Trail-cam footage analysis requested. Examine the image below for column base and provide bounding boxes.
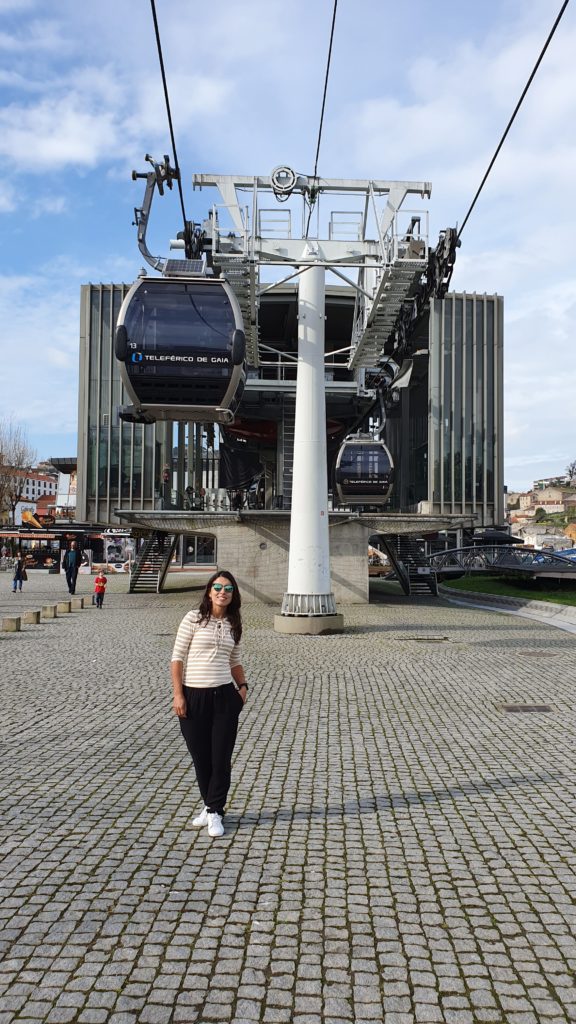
[281,592,337,615]
[274,613,345,635]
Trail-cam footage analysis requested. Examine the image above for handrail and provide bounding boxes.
[426,545,576,571]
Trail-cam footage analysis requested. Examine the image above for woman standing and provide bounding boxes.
[171,570,247,838]
[12,553,26,593]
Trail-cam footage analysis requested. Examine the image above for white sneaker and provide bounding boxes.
[207,812,224,838]
[192,807,209,827]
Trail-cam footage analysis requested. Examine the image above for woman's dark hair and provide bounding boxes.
[198,570,242,643]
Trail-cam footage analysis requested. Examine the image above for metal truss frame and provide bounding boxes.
[190,172,433,374]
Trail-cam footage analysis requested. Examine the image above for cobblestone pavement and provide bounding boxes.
[1,572,575,1024]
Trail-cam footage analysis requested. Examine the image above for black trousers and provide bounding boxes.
[179,684,242,815]
[65,568,78,594]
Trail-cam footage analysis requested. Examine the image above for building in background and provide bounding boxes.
[385,293,504,525]
[49,458,78,521]
[76,284,504,533]
[21,469,58,503]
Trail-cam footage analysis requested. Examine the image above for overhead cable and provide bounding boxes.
[149,0,189,235]
[458,0,571,238]
[312,0,338,180]
[305,0,338,237]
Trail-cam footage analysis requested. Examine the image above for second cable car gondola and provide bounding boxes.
[115,271,246,424]
[334,434,394,506]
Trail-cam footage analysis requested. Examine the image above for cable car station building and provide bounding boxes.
[76,168,503,613]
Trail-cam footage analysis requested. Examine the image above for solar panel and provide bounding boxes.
[163,259,205,277]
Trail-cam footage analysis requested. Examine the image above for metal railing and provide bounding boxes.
[427,545,576,574]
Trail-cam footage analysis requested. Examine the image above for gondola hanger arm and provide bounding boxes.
[130,154,178,272]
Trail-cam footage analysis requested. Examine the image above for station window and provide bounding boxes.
[183,535,216,565]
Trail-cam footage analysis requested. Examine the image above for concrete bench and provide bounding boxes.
[22,610,41,625]
[2,616,21,632]
[71,597,85,610]
[42,604,58,619]
[56,600,71,614]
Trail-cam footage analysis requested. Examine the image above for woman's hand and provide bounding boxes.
[172,691,187,717]
[171,661,186,717]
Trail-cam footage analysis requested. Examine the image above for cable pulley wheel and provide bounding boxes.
[271,166,297,196]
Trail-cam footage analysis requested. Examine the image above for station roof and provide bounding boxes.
[49,457,77,473]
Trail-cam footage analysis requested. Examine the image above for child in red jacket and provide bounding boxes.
[94,570,107,608]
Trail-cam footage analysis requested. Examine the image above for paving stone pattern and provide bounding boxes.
[1,572,576,1023]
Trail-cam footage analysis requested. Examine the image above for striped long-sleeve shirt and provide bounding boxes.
[171,611,242,688]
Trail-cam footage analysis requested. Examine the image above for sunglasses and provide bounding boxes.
[212,583,234,593]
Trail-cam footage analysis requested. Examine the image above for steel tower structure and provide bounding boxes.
[189,170,433,632]
[129,161,455,632]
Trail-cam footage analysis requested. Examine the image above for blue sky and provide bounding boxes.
[1,0,575,491]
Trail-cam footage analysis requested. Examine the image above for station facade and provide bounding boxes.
[77,282,503,532]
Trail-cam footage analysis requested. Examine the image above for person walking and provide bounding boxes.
[12,553,26,593]
[94,570,107,608]
[171,570,247,838]
[63,541,80,595]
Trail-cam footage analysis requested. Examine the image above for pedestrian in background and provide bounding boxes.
[63,541,80,595]
[94,570,107,608]
[12,553,26,593]
[170,570,248,839]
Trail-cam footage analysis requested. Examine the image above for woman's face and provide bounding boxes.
[209,575,235,612]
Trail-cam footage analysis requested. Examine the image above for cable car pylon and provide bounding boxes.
[274,252,344,633]
[116,162,457,633]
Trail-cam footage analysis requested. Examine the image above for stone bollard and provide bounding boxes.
[42,604,58,619]
[71,597,84,610]
[56,600,71,614]
[22,610,41,625]
[2,616,21,632]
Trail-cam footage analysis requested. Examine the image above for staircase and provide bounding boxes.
[397,536,438,596]
[378,536,438,597]
[213,254,259,365]
[129,535,177,594]
[348,256,427,370]
[378,537,410,596]
[281,399,295,509]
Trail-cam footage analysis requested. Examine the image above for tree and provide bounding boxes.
[566,459,576,485]
[533,506,548,522]
[0,418,37,526]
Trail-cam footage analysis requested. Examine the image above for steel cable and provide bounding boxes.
[149,0,189,234]
[305,0,338,237]
[458,0,571,238]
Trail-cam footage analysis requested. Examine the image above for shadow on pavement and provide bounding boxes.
[226,769,566,829]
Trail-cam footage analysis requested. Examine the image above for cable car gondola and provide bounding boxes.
[334,434,394,506]
[115,271,246,424]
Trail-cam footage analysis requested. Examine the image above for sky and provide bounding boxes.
[0,0,575,491]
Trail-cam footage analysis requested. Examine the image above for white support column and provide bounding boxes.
[275,257,344,633]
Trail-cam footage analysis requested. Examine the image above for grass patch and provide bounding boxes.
[442,574,576,606]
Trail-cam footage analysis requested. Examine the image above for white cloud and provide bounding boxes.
[0,68,42,90]
[0,0,37,10]
[31,195,67,217]
[338,15,576,219]
[45,347,73,369]
[0,95,119,169]
[0,271,79,433]
[131,73,234,133]
[0,182,17,212]
[0,18,69,52]
[0,65,235,173]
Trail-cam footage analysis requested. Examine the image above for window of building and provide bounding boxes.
[183,535,216,565]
